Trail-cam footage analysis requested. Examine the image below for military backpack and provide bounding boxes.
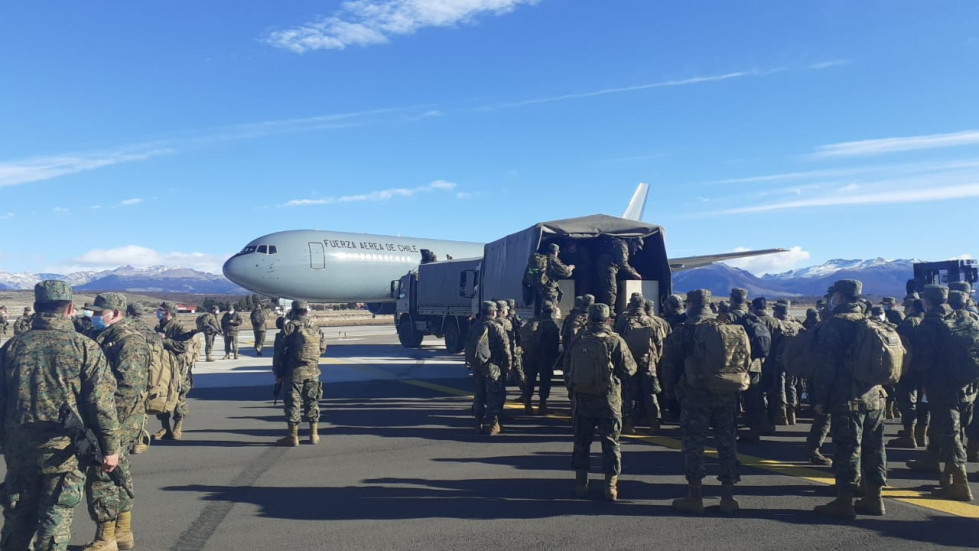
[143,332,185,415]
[464,323,492,369]
[684,320,752,394]
[519,319,541,362]
[738,314,772,361]
[621,315,654,363]
[939,311,979,384]
[783,326,818,378]
[849,318,905,386]
[290,320,326,365]
[250,308,266,326]
[523,253,549,290]
[567,332,614,395]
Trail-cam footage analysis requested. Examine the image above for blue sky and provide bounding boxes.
[1,1,977,276]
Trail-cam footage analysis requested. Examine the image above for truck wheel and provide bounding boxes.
[398,316,423,348]
[444,321,463,353]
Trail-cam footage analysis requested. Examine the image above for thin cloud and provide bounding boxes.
[0,148,175,187]
[52,207,70,214]
[66,245,228,274]
[283,180,457,206]
[724,246,812,276]
[809,59,850,70]
[120,198,143,206]
[811,130,979,159]
[720,183,979,215]
[702,159,979,186]
[264,0,541,53]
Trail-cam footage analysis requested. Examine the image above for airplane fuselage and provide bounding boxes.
[222,230,485,302]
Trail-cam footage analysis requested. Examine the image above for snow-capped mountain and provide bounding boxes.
[0,266,246,294]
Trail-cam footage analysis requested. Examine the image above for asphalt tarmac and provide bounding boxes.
[4,326,978,550]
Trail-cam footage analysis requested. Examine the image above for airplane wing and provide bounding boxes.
[622,182,649,221]
[669,248,787,271]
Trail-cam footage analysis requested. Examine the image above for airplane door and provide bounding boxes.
[309,242,326,269]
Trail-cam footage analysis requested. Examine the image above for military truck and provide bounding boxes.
[909,259,978,294]
[391,257,481,352]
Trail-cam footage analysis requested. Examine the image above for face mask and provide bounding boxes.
[156,310,164,320]
[92,315,107,331]
[82,309,93,319]
[229,309,235,314]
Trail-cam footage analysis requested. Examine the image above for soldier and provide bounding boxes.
[273,300,327,446]
[881,297,905,325]
[737,297,776,444]
[594,237,640,314]
[14,306,33,336]
[495,299,526,409]
[567,303,637,501]
[0,281,120,550]
[803,308,820,330]
[662,294,686,330]
[466,301,511,435]
[561,294,594,352]
[152,301,197,441]
[773,301,805,425]
[520,300,561,415]
[907,286,976,501]
[660,289,742,515]
[250,304,267,356]
[542,244,574,305]
[75,306,96,336]
[197,306,222,362]
[948,282,977,314]
[0,305,7,337]
[719,288,749,323]
[84,293,150,550]
[889,298,927,449]
[812,279,888,518]
[614,292,668,434]
[221,306,243,360]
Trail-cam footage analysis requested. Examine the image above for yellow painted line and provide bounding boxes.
[402,379,473,397]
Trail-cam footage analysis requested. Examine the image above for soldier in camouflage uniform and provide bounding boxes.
[773,301,805,425]
[661,289,742,515]
[14,306,33,336]
[0,281,120,551]
[496,299,525,395]
[594,238,640,314]
[542,244,574,306]
[220,306,243,360]
[614,293,666,434]
[197,307,222,362]
[811,279,888,518]
[881,297,905,325]
[561,294,593,353]
[950,284,979,462]
[520,300,561,415]
[889,298,927,449]
[468,301,511,435]
[718,288,749,323]
[250,305,267,356]
[802,308,819,330]
[273,301,327,446]
[567,303,637,501]
[153,301,197,441]
[906,286,976,501]
[0,305,7,337]
[83,293,150,550]
[662,294,687,330]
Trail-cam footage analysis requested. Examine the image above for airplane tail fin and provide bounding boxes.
[622,183,649,221]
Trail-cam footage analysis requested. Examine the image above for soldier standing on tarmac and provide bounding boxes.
[273,300,327,447]
[466,301,511,436]
[221,306,243,360]
[153,301,197,441]
[251,304,267,356]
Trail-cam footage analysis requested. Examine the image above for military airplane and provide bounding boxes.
[222,183,784,313]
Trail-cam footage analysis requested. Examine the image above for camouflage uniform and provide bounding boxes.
[155,303,197,433]
[88,295,149,532]
[542,245,573,305]
[772,302,805,420]
[221,310,243,359]
[470,304,511,433]
[811,284,887,503]
[594,238,640,314]
[495,300,525,390]
[521,303,561,411]
[273,308,326,426]
[567,308,637,479]
[0,309,7,337]
[893,307,927,446]
[0,281,120,551]
[250,306,267,356]
[614,298,667,430]
[198,310,222,361]
[13,310,32,336]
[561,295,593,353]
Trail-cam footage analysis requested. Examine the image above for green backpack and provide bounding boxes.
[849,318,904,386]
[464,324,492,369]
[291,320,326,364]
[519,319,541,362]
[568,333,613,395]
[684,320,751,394]
[143,332,184,415]
[940,311,979,384]
[523,253,549,289]
[621,316,654,363]
[783,326,818,378]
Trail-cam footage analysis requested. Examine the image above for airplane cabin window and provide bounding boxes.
[258,245,268,254]
[239,246,257,255]
[268,246,277,254]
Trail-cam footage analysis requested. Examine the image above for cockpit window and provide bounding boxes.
[257,245,268,254]
[240,246,257,254]
[268,245,277,254]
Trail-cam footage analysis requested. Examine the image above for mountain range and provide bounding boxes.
[0,266,246,295]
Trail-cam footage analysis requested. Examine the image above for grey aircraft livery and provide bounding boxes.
[222,183,783,311]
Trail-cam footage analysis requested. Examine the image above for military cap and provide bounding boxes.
[90,293,128,312]
[904,292,919,302]
[35,280,72,303]
[506,298,516,309]
[127,302,143,316]
[881,297,898,306]
[496,300,509,312]
[751,297,768,311]
[160,301,180,314]
[664,294,683,309]
[546,243,560,254]
[776,299,791,307]
[949,290,969,310]
[629,292,644,306]
[949,281,973,294]
[588,303,610,321]
[480,301,497,314]
[687,289,711,306]
[806,308,818,316]
[922,284,948,304]
[541,300,557,313]
[831,279,862,298]
[644,299,656,312]
[23,306,31,313]
[730,288,748,302]
[291,299,309,311]
[870,306,884,317]
[582,294,595,307]
[815,299,826,308]
[773,302,788,313]
[574,296,584,309]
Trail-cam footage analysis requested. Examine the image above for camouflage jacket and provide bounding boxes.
[221,312,244,335]
[13,315,32,336]
[810,302,887,411]
[95,317,150,444]
[545,254,573,286]
[250,307,267,328]
[660,309,739,408]
[494,317,520,357]
[910,304,969,388]
[533,315,561,369]
[274,315,326,380]
[475,318,511,376]
[885,309,905,325]
[0,313,120,469]
[561,311,589,352]
[566,322,637,406]
[199,312,221,336]
[157,316,197,356]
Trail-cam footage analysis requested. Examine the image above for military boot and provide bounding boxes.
[573,470,589,498]
[131,430,150,455]
[170,420,183,440]
[115,511,135,550]
[152,420,171,441]
[222,354,230,360]
[604,474,619,501]
[774,406,789,426]
[308,422,320,445]
[538,400,549,416]
[853,483,885,516]
[887,433,918,448]
[276,423,299,447]
[82,521,118,551]
[809,449,832,466]
[672,481,704,515]
[906,454,941,473]
[523,395,533,414]
[967,439,979,463]
[488,420,502,436]
[935,465,974,502]
[719,481,740,514]
[813,490,856,520]
[786,405,797,425]
[914,423,929,448]
[205,355,215,362]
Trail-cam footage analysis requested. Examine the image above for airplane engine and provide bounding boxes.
[366,302,396,316]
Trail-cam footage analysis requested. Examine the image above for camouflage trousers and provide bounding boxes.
[772,368,798,408]
[204,332,217,357]
[284,376,323,424]
[807,411,831,451]
[522,356,555,402]
[223,332,239,356]
[680,404,740,484]
[1,461,85,551]
[927,385,975,467]
[571,394,623,476]
[157,367,193,424]
[253,327,266,353]
[596,270,617,315]
[621,368,661,423]
[829,405,886,492]
[472,364,505,426]
[86,449,133,522]
[896,372,930,433]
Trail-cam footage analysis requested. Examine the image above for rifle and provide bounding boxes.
[273,380,283,406]
[58,405,134,499]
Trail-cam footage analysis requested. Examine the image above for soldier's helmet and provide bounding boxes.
[546,243,560,254]
[949,281,973,294]
[291,300,309,312]
[481,301,497,315]
[582,294,595,307]
[687,289,711,306]
[35,280,72,303]
[922,284,948,305]
[588,303,610,322]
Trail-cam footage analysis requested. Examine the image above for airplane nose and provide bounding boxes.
[222,256,248,287]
